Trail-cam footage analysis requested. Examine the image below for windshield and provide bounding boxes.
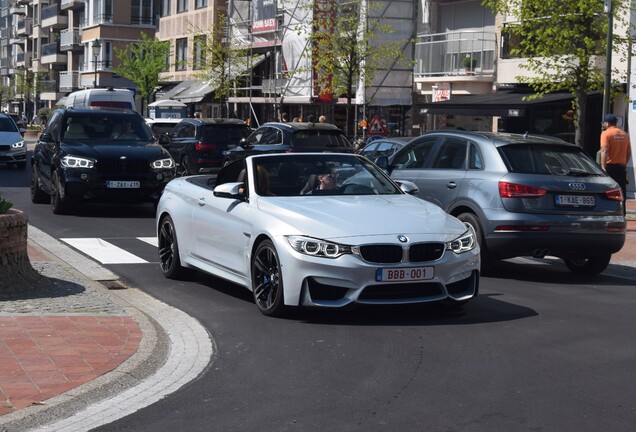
[62,113,153,142]
[202,124,251,143]
[0,117,19,133]
[498,144,604,176]
[291,130,353,148]
[252,154,401,196]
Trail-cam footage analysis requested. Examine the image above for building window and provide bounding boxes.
[195,0,207,8]
[161,0,171,17]
[176,38,188,71]
[131,0,153,25]
[177,0,188,13]
[93,0,113,24]
[193,35,206,70]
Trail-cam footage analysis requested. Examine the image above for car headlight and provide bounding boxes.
[60,155,95,169]
[11,141,25,149]
[151,158,175,169]
[286,235,352,258]
[446,230,476,254]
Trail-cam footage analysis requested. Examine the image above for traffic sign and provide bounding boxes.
[367,115,388,135]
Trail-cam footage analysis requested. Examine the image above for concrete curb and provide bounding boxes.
[0,226,214,431]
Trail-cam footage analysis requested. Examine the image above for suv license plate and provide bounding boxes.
[555,195,595,207]
[107,181,140,189]
[376,267,434,282]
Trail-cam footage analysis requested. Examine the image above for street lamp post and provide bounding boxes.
[92,39,101,88]
[602,0,613,120]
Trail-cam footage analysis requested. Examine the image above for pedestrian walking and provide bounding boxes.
[600,114,631,214]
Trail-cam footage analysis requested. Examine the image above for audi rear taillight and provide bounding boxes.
[499,181,547,198]
[195,142,219,152]
[605,188,623,201]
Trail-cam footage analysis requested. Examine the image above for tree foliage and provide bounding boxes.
[189,14,253,116]
[113,33,172,114]
[482,0,634,148]
[297,0,412,135]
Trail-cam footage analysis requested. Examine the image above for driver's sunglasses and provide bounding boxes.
[323,173,337,179]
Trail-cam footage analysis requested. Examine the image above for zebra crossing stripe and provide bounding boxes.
[61,238,149,264]
[138,237,158,247]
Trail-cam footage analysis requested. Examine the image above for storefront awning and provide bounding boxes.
[419,91,574,117]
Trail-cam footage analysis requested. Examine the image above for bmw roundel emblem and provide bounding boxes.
[398,235,408,243]
[120,156,127,160]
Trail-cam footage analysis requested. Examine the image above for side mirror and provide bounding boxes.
[213,182,246,200]
[374,155,389,171]
[158,133,170,146]
[396,180,419,195]
[39,132,54,143]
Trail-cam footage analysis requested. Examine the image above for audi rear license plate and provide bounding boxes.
[555,195,595,207]
[106,180,140,189]
[376,266,434,282]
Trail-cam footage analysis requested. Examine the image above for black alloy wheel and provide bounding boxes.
[158,215,187,279]
[251,239,286,317]
[50,170,71,214]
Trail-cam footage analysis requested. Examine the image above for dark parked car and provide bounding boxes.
[163,118,251,175]
[30,107,176,214]
[223,122,354,163]
[376,131,626,275]
[357,137,411,160]
[0,113,27,169]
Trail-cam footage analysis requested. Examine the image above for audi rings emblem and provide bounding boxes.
[568,183,586,191]
[397,235,408,243]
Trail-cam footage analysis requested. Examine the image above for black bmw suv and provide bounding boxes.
[31,107,176,214]
[163,118,252,175]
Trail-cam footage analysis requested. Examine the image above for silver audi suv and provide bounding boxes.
[376,131,626,275]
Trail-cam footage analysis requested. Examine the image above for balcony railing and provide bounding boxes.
[60,27,81,50]
[41,3,60,20]
[17,17,32,35]
[60,71,79,90]
[61,0,85,10]
[40,80,58,93]
[42,41,60,57]
[414,31,497,78]
[130,15,156,25]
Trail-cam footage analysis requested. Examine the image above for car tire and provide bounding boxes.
[158,215,189,279]
[456,212,495,273]
[50,170,72,214]
[563,254,611,275]
[251,239,287,317]
[30,164,49,204]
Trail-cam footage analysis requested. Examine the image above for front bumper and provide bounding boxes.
[274,237,480,308]
[60,167,176,203]
[0,146,27,164]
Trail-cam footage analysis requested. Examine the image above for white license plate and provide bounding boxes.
[555,195,595,207]
[376,266,434,282]
[106,180,140,189]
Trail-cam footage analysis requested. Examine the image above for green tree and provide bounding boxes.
[15,69,42,121]
[297,0,412,136]
[189,15,252,117]
[113,33,172,115]
[482,0,634,149]
[0,82,14,109]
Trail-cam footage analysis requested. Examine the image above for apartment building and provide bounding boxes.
[0,0,156,118]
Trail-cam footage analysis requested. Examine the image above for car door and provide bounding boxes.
[168,121,195,165]
[418,137,469,210]
[389,136,438,191]
[33,111,63,190]
[192,161,253,282]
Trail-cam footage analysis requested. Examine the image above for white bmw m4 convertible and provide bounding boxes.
[156,153,480,317]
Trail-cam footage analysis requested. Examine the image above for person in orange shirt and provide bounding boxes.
[600,114,632,214]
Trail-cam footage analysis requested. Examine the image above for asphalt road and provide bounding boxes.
[2,161,636,432]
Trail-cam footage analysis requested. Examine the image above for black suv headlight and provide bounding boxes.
[446,230,476,254]
[151,158,175,169]
[60,155,95,169]
[11,141,25,149]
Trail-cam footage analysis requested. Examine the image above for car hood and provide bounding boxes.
[61,141,169,159]
[0,131,23,144]
[257,195,467,240]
